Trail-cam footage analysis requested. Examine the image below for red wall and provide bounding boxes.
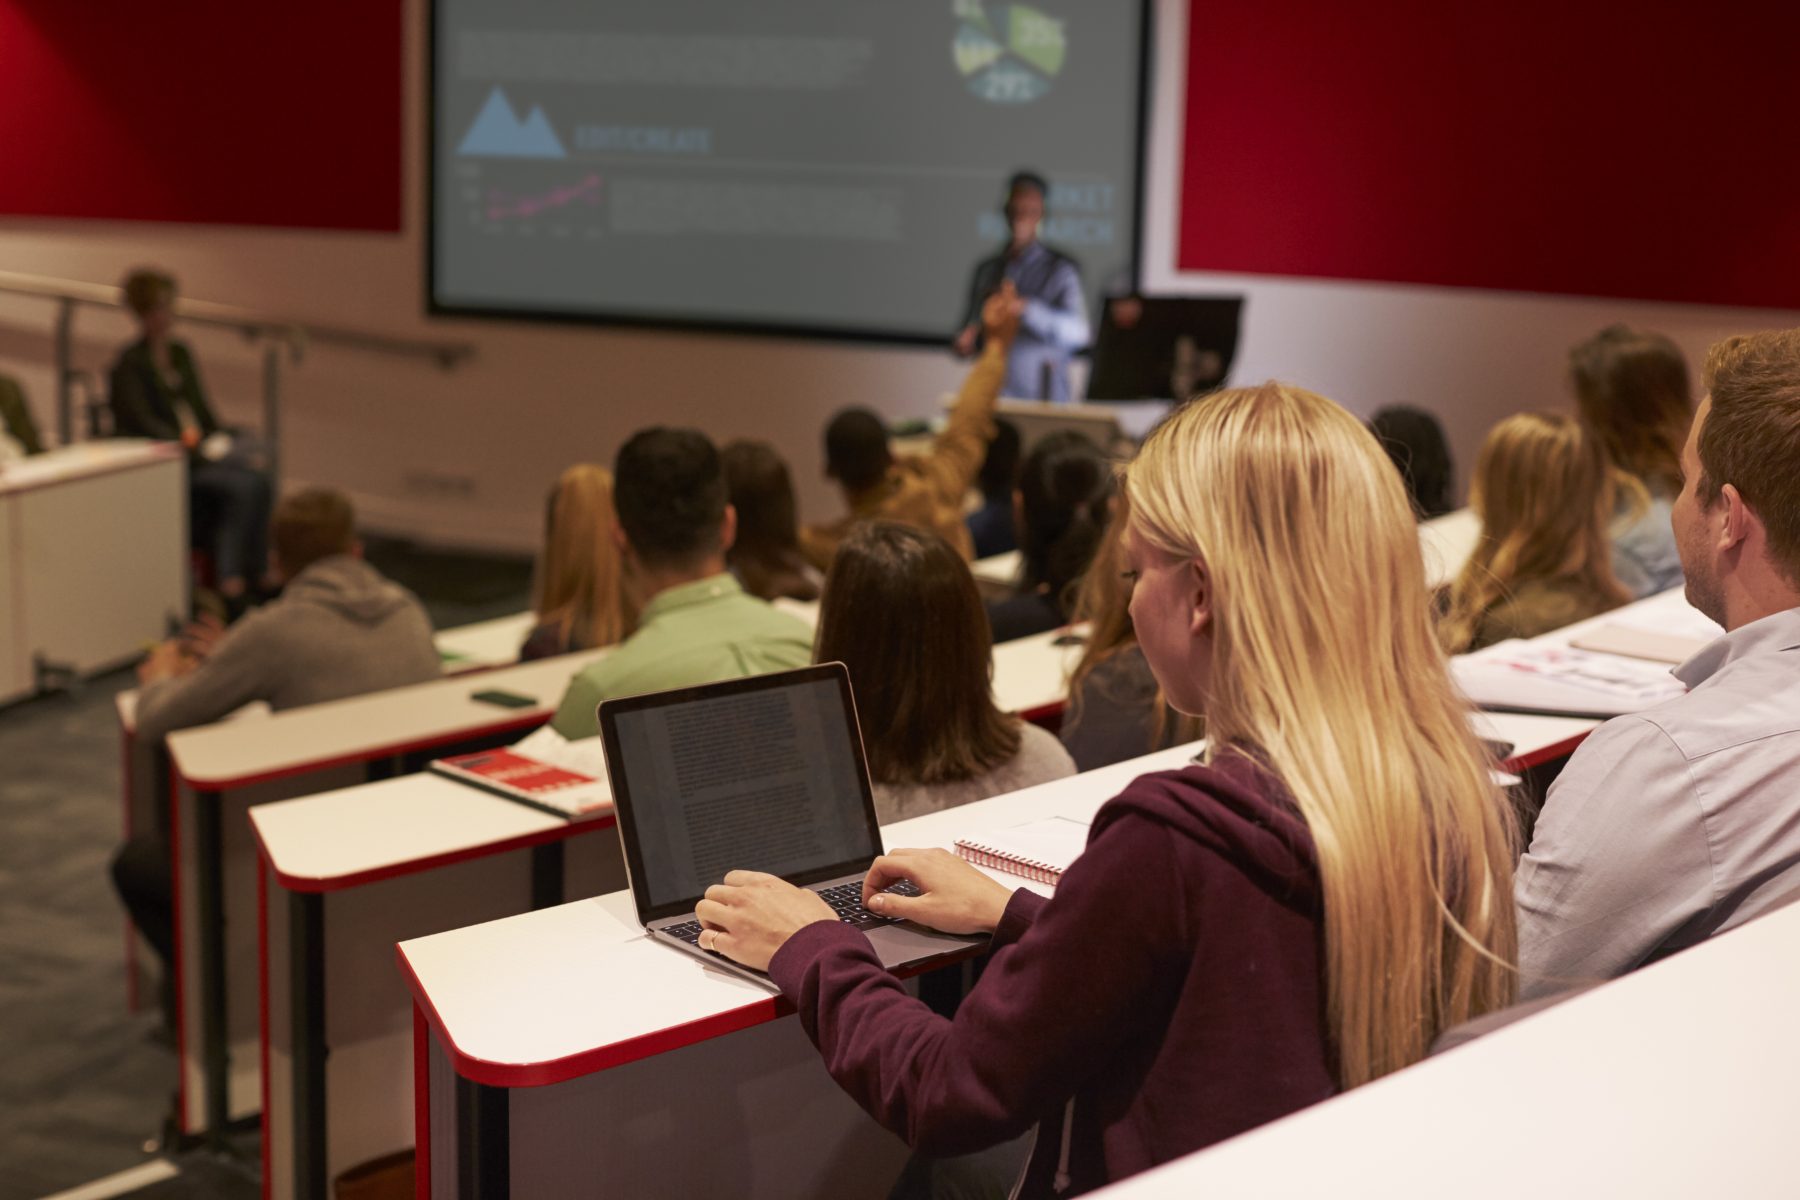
[1179,0,1800,310]
[0,0,402,231]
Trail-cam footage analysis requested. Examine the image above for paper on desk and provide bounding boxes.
[512,724,612,783]
[1478,643,1687,703]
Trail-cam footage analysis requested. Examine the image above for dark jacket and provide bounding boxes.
[109,338,219,442]
[769,752,1335,1197]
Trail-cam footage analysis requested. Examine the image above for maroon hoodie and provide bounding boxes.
[768,751,1336,1196]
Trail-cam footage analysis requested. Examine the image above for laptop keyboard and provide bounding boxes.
[662,879,923,946]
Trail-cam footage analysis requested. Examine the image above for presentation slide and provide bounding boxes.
[431,1,1146,342]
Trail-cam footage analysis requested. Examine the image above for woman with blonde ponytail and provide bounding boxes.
[695,383,1519,1196]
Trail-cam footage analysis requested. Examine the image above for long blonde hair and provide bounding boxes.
[533,465,631,651]
[1124,382,1518,1088]
[1440,413,1629,653]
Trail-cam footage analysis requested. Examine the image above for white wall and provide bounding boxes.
[0,0,1793,553]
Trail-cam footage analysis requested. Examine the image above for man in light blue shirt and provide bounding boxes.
[954,172,1089,402]
[1517,327,1800,998]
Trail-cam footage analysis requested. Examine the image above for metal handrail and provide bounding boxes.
[0,268,475,487]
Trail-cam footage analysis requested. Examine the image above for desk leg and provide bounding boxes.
[290,891,326,1199]
[529,843,564,910]
[454,1077,509,1199]
[195,788,231,1142]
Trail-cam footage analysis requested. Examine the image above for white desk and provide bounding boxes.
[399,714,1588,1198]
[163,647,607,1140]
[1089,887,1800,1199]
[0,439,185,704]
[1452,587,1719,717]
[992,623,1090,722]
[252,773,625,1200]
[433,611,535,673]
[1417,506,1481,590]
[971,549,1022,589]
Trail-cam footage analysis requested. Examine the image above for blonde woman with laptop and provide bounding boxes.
[696,383,1520,1197]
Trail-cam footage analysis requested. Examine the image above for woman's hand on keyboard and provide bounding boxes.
[695,872,837,972]
[862,848,1013,935]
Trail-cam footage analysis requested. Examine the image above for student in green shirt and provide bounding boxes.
[549,428,814,739]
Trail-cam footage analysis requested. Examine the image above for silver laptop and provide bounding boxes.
[598,663,986,989]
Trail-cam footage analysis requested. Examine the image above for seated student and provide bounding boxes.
[109,267,273,611]
[1518,329,1800,999]
[1569,325,1693,597]
[966,418,1023,559]
[521,464,633,661]
[986,430,1113,643]
[114,489,440,979]
[1439,413,1630,653]
[694,382,1519,1197]
[549,428,813,739]
[1368,404,1455,519]
[815,521,1074,823]
[722,439,822,604]
[801,284,1023,570]
[1058,506,1203,772]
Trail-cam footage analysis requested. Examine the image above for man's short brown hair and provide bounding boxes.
[272,489,356,576]
[1700,328,1800,581]
[121,268,176,318]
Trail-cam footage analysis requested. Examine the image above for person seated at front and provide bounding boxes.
[986,430,1114,643]
[693,382,1520,1197]
[1569,325,1694,597]
[722,439,822,604]
[1058,505,1203,772]
[1517,328,1800,999]
[549,428,813,740]
[801,285,1022,571]
[109,267,273,610]
[114,489,440,983]
[1438,412,1630,652]
[1368,404,1455,519]
[815,521,1074,823]
[521,464,633,661]
[965,418,1022,559]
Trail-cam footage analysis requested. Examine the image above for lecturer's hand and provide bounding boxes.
[982,281,1024,346]
[952,323,979,357]
[695,871,837,972]
[861,848,1013,935]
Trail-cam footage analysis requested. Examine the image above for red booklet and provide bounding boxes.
[429,748,612,821]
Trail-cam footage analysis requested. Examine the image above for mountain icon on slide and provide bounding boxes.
[457,87,567,159]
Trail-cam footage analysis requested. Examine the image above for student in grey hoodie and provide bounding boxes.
[115,489,440,979]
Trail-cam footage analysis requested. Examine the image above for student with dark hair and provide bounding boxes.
[1519,327,1800,997]
[549,428,813,739]
[722,439,821,603]
[1368,405,1454,519]
[1569,325,1693,596]
[803,286,1022,570]
[113,489,439,991]
[813,521,1073,823]
[986,431,1114,642]
[953,171,1090,402]
[109,267,273,608]
[966,418,1022,559]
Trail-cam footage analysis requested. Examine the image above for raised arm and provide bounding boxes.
[919,285,1022,509]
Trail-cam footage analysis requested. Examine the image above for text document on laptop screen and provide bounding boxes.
[430,0,1146,341]
[611,677,877,910]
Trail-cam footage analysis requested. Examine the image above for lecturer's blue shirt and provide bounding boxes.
[962,240,1089,402]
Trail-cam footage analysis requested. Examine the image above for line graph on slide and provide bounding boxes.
[485,173,603,222]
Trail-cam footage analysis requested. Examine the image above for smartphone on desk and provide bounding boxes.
[471,688,537,709]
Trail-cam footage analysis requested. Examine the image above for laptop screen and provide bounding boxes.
[600,665,883,920]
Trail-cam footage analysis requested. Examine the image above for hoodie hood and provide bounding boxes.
[1093,748,1321,915]
[280,555,419,625]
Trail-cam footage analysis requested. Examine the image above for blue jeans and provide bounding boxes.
[190,458,271,585]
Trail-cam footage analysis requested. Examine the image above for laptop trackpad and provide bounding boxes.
[868,923,984,969]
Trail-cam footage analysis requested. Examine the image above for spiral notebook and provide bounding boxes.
[954,816,1091,885]
[429,746,612,821]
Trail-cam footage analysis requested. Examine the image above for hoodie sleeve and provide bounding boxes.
[767,809,1186,1156]
[135,617,281,743]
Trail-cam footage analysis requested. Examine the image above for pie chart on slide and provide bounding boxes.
[953,2,1067,104]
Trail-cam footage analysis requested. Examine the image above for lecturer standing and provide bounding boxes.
[953,171,1089,403]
